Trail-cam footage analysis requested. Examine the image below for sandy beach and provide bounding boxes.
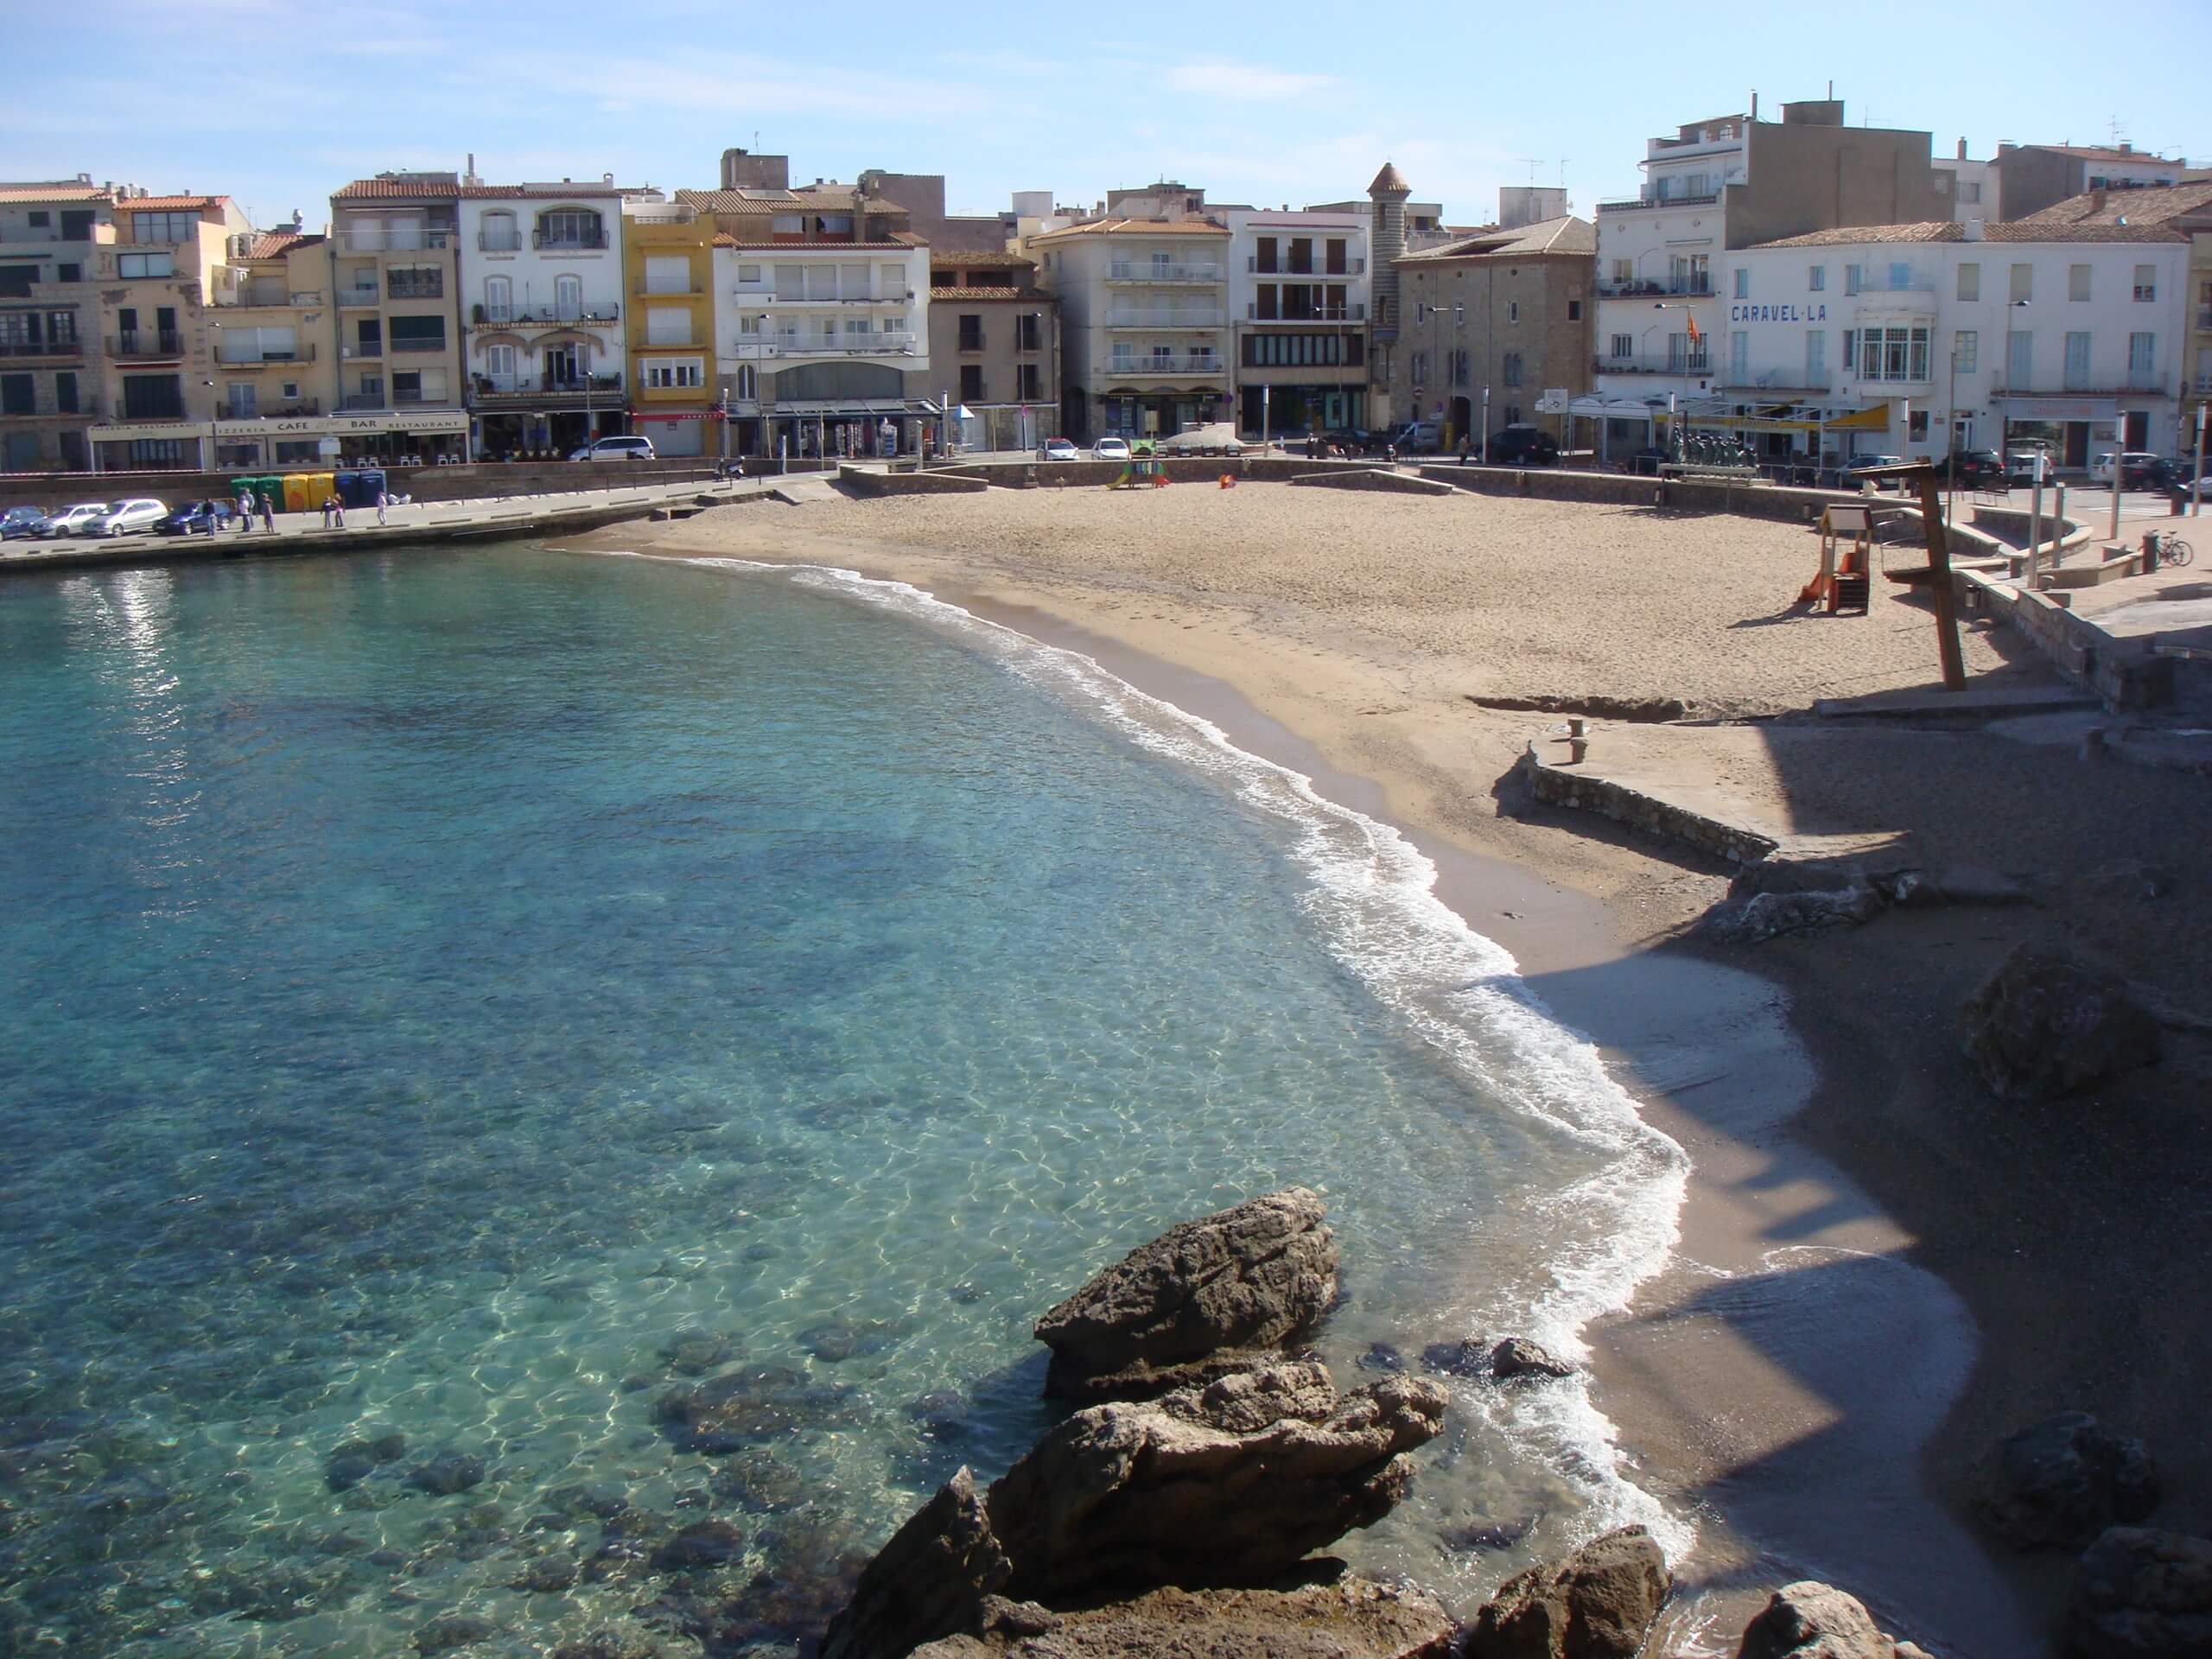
[585,482,2212,1656]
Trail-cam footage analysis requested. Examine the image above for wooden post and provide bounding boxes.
[1912,467,1967,691]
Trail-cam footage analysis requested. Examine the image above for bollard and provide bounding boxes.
[1567,737,1590,765]
[1567,716,1587,738]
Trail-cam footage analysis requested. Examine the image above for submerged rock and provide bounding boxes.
[415,1612,498,1654]
[1489,1337,1576,1381]
[326,1431,407,1492]
[512,1553,581,1592]
[799,1319,895,1364]
[1419,1339,1487,1378]
[652,1519,747,1572]
[1980,1411,2159,1550]
[405,1452,488,1497]
[1464,1525,1669,1658]
[1032,1187,1338,1402]
[2066,1525,2212,1658]
[1356,1343,1405,1374]
[710,1447,809,1514]
[1961,944,2162,1099]
[653,1365,809,1451]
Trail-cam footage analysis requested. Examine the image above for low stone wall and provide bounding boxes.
[1516,743,1779,866]
[1287,467,1455,496]
[939,455,1374,489]
[836,465,986,498]
[1954,569,2172,709]
[1416,461,1866,524]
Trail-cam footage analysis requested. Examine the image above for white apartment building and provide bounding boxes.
[1219,206,1369,437]
[1707,222,2190,467]
[457,180,632,457]
[1029,218,1231,442]
[710,234,932,459]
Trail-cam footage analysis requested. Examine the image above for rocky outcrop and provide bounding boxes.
[987,1363,1446,1601]
[819,1468,1011,1659]
[1979,1412,2159,1550]
[1961,944,2163,1099]
[1489,1338,1577,1381]
[2065,1526,2212,1658]
[1462,1525,1669,1658]
[910,1576,1457,1657]
[1033,1188,1338,1402]
[1734,1582,1894,1659]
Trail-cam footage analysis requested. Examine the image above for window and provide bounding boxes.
[0,373,31,415]
[643,358,703,389]
[1908,409,1929,442]
[356,319,382,358]
[737,264,762,285]
[957,314,982,352]
[644,255,691,296]
[480,212,518,251]
[1959,181,1982,204]
[131,210,199,245]
[772,213,804,236]
[482,276,511,324]
[1729,330,1748,381]
[125,439,186,467]
[1610,333,1632,359]
[1957,263,1980,302]
[26,211,47,227]
[1410,350,1427,385]
[280,381,299,400]
[2133,264,2158,302]
[1502,351,1522,387]
[54,371,76,413]
[839,262,868,299]
[2006,329,2032,387]
[390,315,445,353]
[2064,331,2091,389]
[388,266,442,300]
[57,263,80,283]
[1888,262,1911,290]
[47,310,76,346]
[959,364,984,401]
[60,210,91,240]
[120,372,183,418]
[734,365,757,400]
[535,208,604,250]
[274,440,320,463]
[356,373,385,401]
[554,274,582,322]
[117,251,174,278]
[645,307,690,346]
[1611,257,1631,285]
[1807,330,1826,383]
[2009,263,2032,303]
[1454,302,1465,326]
[1845,264,1863,296]
[1015,314,1041,352]
[1843,330,1856,371]
[1809,264,1826,292]
[1506,300,1518,324]
[2069,264,2091,302]
[2129,332,2156,382]
[1733,268,1749,299]
[1503,405,1521,426]
[1567,299,1581,321]
[1955,330,1978,373]
[1018,363,1042,399]
[226,380,255,417]
[1854,325,1933,384]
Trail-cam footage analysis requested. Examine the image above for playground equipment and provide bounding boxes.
[1801,504,1874,613]
[1798,461,1967,690]
[1107,454,1168,489]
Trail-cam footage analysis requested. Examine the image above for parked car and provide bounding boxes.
[568,435,656,462]
[1091,436,1132,461]
[2090,450,2162,488]
[1485,424,1560,467]
[47,502,115,537]
[1156,423,1243,458]
[0,505,52,540]
[2150,455,2212,493]
[1935,448,2005,486]
[1625,447,1670,475]
[2004,448,2052,488]
[155,499,235,536]
[1383,421,1440,454]
[1839,455,1907,491]
[1039,437,1079,461]
[93,499,168,537]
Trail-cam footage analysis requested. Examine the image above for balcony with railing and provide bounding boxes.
[1106,353,1224,378]
[340,283,381,308]
[730,331,918,359]
[1106,262,1223,284]
[1595,352,1713,376]
[0,336,86,359]
[339,392,387,411]
[1597,276,1713,298]
[1107,307,1225,328]
[1243,302,1366,321]
[2196,308,2212,331]
[214,287,325,309]
[468,371,624,404]
[338,229,452,251]
[1248,256,1365,276]
[478,229,523,252]
[472,302,620,328]
[217,344,317,365]
[387,274,444,301]
[1720,367,1831,391]
[533,230,609,251]
[1596,193,1720,213]
[348,340,382,359]
[228,399,321,419]
[639,281,709,297]
[389,334,448,354]
[106,331,184,359]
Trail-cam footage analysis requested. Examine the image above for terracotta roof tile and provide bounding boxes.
[2018,179,2212,226]
[1398,215,1594,261]
[1027,218,1228,243]
[124,194,228,212]
[928,287,1049,301]
[245,230,322,258]
[1749,219,2188,249]
[0,181,110,203]
[1749,222,1962,248]
[2023,143,2186,165]
[334,177,461,200]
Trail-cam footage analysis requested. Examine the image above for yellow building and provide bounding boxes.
[620,200,716,456]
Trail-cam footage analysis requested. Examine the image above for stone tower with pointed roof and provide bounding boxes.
[1368,162,1412,424]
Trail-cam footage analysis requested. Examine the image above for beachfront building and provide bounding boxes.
[0,177,114,472]
[458,178,634,459]
[1707,221,2190,469]
[1029,210,1231,443]
[85,193,247,472]
[1588,99,1951,450]
[1384,213,1594,453]
[328,174,469,463]
[621,199,716,458]
[1221,205,1368,441]
[205,224,340,469]
[927,233,1058,452]
[693,178,933,460]
[1994,143,2190,224]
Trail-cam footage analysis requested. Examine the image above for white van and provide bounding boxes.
[569,435,656,462]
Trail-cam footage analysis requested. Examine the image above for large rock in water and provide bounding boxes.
[1033,1188,1337,1402]
[1462,1526,1670,1658]
[1961,944,2162,1099]
[1978,1411,2159,1550]
[987,1362,1446,1601]
[910,1577,1457,1658]
[1734,1582,1892,1659]
[819,1468,1011,1659]
[2066,1526,2212,1658]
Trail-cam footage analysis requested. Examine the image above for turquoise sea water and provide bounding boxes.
[0,546,1685,1657]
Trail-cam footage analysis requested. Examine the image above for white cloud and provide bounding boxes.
[1165,60,1332,100]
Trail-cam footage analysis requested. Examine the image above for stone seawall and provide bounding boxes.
[1288,468,1456,496]
[837,466,988,497]
[1514,742,1780,865]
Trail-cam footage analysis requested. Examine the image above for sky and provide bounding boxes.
[10,0,2211,232]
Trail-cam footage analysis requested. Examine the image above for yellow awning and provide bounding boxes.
[1821,404,1895,432]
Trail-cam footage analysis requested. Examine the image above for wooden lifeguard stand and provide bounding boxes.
[1802,504,1874,613]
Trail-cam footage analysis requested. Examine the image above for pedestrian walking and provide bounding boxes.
[321,496,334,529]
[375,489,388,526]
[236,487,253,531]
[201,499,219,536]
[259,492,276,532]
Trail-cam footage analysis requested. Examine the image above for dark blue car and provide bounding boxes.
[0,505,51,540]
[155,500,236,536]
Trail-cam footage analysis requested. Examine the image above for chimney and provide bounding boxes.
[1963,219,1984,241]
[603,172,613,185]
[1750,89,1758,120]
[2092,188,2107,212]
[1957,137,1968,161]
[2119,142,2132,154]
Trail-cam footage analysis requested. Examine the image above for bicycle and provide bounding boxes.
[2150,529,2193,569]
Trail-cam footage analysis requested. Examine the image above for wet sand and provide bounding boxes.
[573,484,2212,1656]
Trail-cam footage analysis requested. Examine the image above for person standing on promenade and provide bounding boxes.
[236,486,254,531]
[375,489,388,526]
[259,492,276,533]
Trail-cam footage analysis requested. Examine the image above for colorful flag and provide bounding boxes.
[1686,313,1701,346]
